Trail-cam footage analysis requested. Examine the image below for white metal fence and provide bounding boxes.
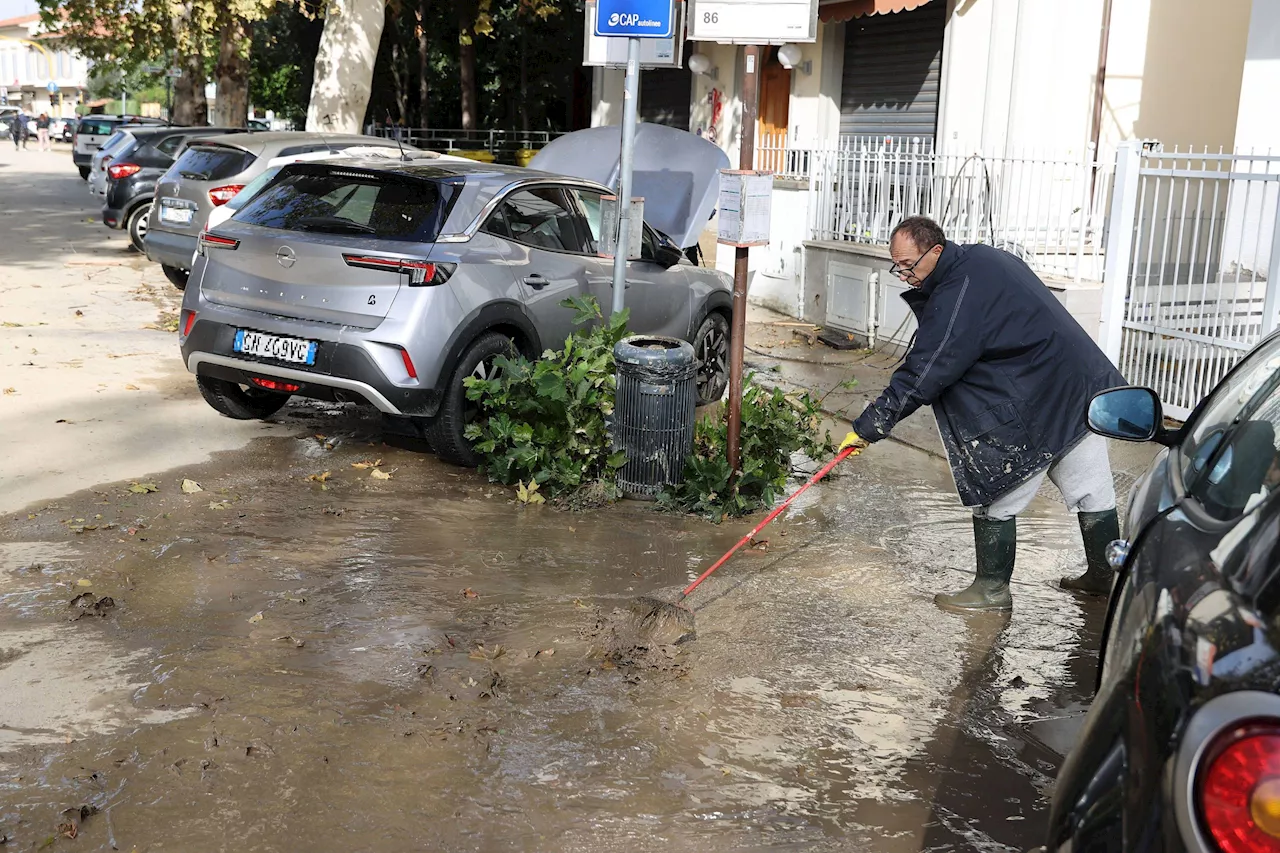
[1100,144,1280,419]
[804,136,1112,281]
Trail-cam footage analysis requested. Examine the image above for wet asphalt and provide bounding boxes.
[0,147,1110,853]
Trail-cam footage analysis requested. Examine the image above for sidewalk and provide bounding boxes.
[743,303,1162,505]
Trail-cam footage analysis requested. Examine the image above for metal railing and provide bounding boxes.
[806,136,1113,282]
[1108,145,1280,418]
[365,127,567,164]
[754,130,815,180]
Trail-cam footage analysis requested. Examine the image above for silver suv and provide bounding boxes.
[145,132,416,290]
[178,158,733,466]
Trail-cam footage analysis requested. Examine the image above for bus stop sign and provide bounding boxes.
[593,0,675,38]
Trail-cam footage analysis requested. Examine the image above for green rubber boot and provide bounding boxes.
[1060,509,1120,595]
[934,516,1016,612]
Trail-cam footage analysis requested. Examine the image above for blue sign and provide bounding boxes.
[47,81,58,94]
[594,0,675,38]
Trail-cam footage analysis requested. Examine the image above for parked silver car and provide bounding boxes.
[177,158,733,466]
[145,132,418,290]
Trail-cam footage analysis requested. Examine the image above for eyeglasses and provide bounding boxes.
[889,247,937,280]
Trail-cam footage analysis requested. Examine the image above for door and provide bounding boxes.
[758,51,791,174]
[566,187,692,339]
[483,187,601,347]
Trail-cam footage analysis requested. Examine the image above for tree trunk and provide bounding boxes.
[213,15,252,127]
[415,0,429,127]
[306,0,389,133]
[519,27,528,133]
[391,41,409,125]
[458,1,477,131]
[172,51,208,126]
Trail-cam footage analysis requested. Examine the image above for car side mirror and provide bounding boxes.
[654,242,684,270]
[1088,386,1174,444]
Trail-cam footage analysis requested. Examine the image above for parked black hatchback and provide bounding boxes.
[102,126,248,252]
[1037,331,1280,852]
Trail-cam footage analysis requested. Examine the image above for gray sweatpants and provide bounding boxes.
[973,432,1116,521]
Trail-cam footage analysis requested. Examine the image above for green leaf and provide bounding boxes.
[606,451,628,469]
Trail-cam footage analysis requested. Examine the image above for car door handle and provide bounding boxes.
[523,274,548,290]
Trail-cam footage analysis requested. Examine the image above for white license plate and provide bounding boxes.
[234,330,317,365]
[159,206,193,225]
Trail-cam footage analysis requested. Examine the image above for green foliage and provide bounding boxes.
[463,296,630,501]
[657,383,835,521]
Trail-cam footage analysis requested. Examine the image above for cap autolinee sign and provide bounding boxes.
[594,0,676,38]
[688,0,818,43]
[584,0,684,67]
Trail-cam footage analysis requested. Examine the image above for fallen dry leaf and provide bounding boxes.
[248,612,264,624]
[369,469,392,480]
[181,479,203,494]
[208,500,232,510]
[461,587,479,599]
[124,384,140,391]
[2,388,14,395]
[535,648,555,657]
[307,471,332,483]
[273,635,305,648]
[350,459,383,470]
[76,579,92,587]
[128,482,159,494]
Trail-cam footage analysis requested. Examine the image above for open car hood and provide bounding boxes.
[529,123,730,249]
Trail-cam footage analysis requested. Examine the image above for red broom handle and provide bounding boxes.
[681,445,858,598]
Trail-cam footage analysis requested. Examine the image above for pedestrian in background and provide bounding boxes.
[839,216,1126,611]
[10,112,24,150]
[35,113,50,151]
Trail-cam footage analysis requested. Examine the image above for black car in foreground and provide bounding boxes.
[102,126,247,252]
[1037,331,1280,852]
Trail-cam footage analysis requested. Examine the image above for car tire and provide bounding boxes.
[428,331,516,468]
[78,166,89,180]
[196,376,290,421]
[127,202,152,253]
[162,264,189,291]
[693,312,730,405]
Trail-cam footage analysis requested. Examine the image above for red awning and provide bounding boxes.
[818,0,934,23]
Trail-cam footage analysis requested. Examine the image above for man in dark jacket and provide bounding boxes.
[838,216,1126,611]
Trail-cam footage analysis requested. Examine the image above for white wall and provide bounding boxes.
[1221,0,1280,280]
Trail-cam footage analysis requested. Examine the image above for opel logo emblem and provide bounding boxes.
[276,246,297,268]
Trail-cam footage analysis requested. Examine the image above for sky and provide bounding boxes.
[0,0,36,22]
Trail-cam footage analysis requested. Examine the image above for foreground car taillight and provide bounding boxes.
[250,378,301,392]
[341,254,455,286]
[108,163,141,180]
[1199,725,1280,852]
[199,232,240,253]
[181,310,196,336]
[208,184,245,206]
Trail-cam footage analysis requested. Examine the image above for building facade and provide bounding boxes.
[0,12,91,119]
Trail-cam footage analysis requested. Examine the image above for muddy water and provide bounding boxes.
[0,410,1106,851]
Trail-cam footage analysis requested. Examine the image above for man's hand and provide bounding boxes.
[838,431,869,454]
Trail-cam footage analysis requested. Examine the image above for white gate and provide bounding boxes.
[1100,143,1280,419]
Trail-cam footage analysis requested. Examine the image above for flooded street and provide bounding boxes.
[0,405,1105,852]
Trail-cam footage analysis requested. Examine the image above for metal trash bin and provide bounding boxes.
[612,335,698,499]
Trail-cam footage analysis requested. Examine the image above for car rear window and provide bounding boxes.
[78,119,118,136]
[233,168,459,243]
[172,144,257,182]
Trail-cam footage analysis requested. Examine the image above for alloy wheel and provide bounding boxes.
[696,324,729,401]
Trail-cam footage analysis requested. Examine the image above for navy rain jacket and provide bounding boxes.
[852,241,1126,507]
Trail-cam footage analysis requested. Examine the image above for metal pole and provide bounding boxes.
[611,37,641,316]
[727,44,761,473]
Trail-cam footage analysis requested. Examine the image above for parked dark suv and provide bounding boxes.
[71,114,165,179]
[1036,332,1280,852]
[102,126,248,252]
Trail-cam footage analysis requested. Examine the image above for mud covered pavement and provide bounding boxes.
[0,410,1110,852]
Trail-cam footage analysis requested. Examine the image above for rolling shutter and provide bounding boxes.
[839,1,945,140]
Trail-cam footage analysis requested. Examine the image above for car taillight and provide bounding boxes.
[250,378,301,392]
[399,347,417,379]
[199,232,240,252]
[1199,725,1280,852]
[181,310,197,336]
[341,254,455,286]
[208,184,245,206]
[108,163,141,180]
